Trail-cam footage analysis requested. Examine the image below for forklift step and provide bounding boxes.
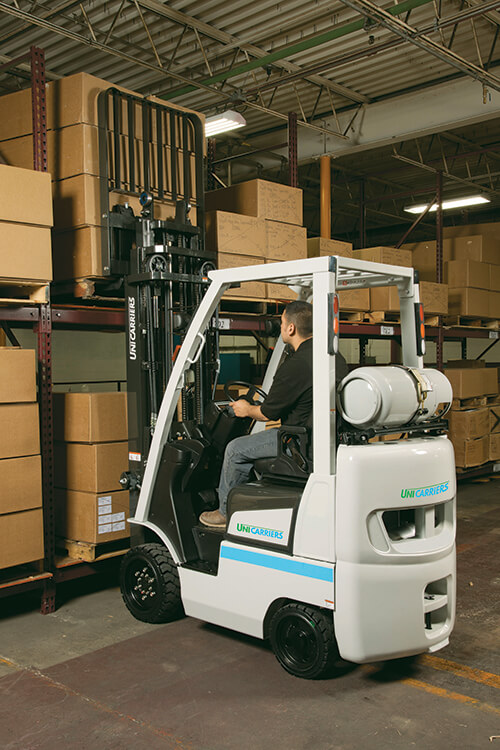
[191,524,225,567]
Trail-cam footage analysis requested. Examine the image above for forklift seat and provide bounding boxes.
[253,426,312,483]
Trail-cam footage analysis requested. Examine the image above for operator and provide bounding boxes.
[200,300,348,529]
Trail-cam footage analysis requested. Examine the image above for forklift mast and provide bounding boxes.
[97,88,218,507]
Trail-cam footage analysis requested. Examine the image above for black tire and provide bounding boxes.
[120,543,183,624]
[269,603,338,679]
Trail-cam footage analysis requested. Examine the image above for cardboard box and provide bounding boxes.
[420,281,448,315]
[0,348,36,403]
[0,165,53,227]
[490,405,500,434]
[338,288,370,312]
[206,211,266,256]
[0,508,44,569]
[448,407,490,440]
[307,237,353,258]
[443,222,500,240]
[53,392,128,443]
[205,180,303,226]
[353,246,412,267]
[370,282,448,315]
[490,291,500,318]
[52,175,185,231]
[444,368,497,399]
[452,435,488,468]
[54,441,128,492]
[454,235,500,264]
[0,455,42,514]
[0,222,53,282]
[55,488,130,543]
[491,264,500,292]
[217,253,266,299]
[52,226,103,280]
[448,288,489,318]
[0,72,204,141]
[445,260,489,290]
[0,125,100,180]
[0,73,136,140]
[0,403,40,458]
[265,221,307,261]
[265,259,299,301]
[484,368,498,396]
[489,433,500,462]
[403,239,453,282]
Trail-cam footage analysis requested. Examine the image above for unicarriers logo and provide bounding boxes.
[401,481,449,499]
[128,296,137,361]
[236,523,284,540]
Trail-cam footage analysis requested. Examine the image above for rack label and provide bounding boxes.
[381,325,394,336]
[489,331,499,339]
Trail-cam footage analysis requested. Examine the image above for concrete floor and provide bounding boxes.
[0,479,499,750]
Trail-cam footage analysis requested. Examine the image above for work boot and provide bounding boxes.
[199,510,227,529]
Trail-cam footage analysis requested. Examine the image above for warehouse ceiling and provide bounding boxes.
[1,0,499,245]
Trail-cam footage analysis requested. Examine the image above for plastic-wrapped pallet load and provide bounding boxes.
[53,392,130,547]
[0,348,44,569]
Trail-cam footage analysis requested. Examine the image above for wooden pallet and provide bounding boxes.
[57,537,130,562]
[51,276,124,303]
[368,310,441,326]
[0,279,50,305]
[219,297,285,315]
[443,315,499,330]
[451,395,489,410]
[339,311,364,322]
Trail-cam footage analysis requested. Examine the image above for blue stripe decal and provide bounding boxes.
[220,545,333,582]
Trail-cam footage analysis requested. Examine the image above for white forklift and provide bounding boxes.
[120,255,456,679]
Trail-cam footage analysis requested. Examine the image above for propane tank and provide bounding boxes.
[337,366,452,430]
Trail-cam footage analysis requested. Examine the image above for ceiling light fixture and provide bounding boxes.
[404,195,491,214]
[204,110,246,137]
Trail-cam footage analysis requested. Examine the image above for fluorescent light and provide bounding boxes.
[404,195,490,214]
[204,110,246,137]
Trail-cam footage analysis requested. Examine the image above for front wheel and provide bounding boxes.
[270,603,338,679]
[120,543,183,624]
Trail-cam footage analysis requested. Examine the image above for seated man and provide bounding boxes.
[199,301,348,529]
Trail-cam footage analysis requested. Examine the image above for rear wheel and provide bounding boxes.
[120,543,183,624]
[270,603,338,679]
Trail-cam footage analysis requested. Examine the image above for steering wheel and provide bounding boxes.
[224,380,268,404]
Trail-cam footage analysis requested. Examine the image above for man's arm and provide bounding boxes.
[230,399,268,422]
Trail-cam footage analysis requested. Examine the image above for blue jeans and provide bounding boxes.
[218,427,279,516]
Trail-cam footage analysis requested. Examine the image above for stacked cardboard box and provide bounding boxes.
[489,397,500,462]
[445,362,499,468]
[446,237,500,318]
[53,392,130,545]
[0,164,53,285]
[205,179,308,302]
[0,348,44,569]
[0,73,204,281]
[403,233,500,319]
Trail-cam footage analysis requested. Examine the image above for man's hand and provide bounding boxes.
[229,399,268,422]
[230,399,252,418]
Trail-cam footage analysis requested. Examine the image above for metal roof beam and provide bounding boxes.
[339,0,500,93]
[134,0,368,104]
[244,0,500,96]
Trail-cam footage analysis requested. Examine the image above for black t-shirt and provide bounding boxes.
[260,339,348,427]
[261,338,313,426]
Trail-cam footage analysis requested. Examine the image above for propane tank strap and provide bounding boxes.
[396,366,432,423]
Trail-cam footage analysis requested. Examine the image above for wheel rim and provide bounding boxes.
[125,558,160,613]
[275,615,319,672]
